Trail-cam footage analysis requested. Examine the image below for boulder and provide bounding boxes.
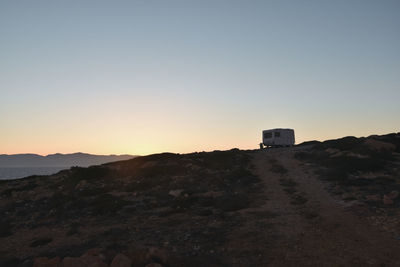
[33,257,61,267]
[110,253,132,267]
[325,148,340,154]
[168,189,183,198]
[63,249,107,267]
[81,248,105,259]
[341,193,355,200]
[147,247,168,264]
[126,248,149,266]
[387,191,399,200]
[365,194,381,202]
[82,249,107,267]
[383,195,394,205]
[330,151,345,158]
[62,257,85,267]
[346,152,368,158]
[75,180,88,191]
[88,262,108,267]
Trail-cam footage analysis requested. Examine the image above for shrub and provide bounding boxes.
[290,194,308,205]
[90,193,130,215]
[316,136,364,151]
[135,163,187,178]
[66,222,80,236]
[199,150,251,170]
[224,168,259,186]
[279,178,298,188]
[325,156,387,176]
[1,182,38,197]
[30,237,53,247]
[0,221,12,237]
[68,166,110,185]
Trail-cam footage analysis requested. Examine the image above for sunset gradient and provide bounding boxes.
[1,0,399,155]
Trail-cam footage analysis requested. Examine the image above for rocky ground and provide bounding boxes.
[1,133,400,266]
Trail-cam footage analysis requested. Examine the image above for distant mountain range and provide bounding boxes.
[0,153,136,167]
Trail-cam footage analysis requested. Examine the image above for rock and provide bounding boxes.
[63,249,106,267]
[75,180,88,191]
[366,194,381,202]
[126,248,148,266]
[147,247,168,264]
[33,257,61,267]
[383,195,394,205]
[325,148,340,154]
[330,151,344,158]
[62,257,85,267]
[200,191,225,198]
[62,256,108,267]
[332,185,343,195]
[88,262,108,267]
[387,190,399,200]
[341,193,355,200]
[168,189,183,198]
[145,263,163,267]
[83,248,104,258]
[346,152,369,158]
[110,253,132,267]
[30,237,53,247]
[81,249,107,267]
[20,259,34,267]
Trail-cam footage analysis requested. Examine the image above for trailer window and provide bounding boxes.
[274,132,281,137]
[264,132,272,139]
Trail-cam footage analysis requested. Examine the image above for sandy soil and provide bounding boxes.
[240,148,400,266]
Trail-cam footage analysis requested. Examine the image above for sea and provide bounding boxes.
[0,167,67,180]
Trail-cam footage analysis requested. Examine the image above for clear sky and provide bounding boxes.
[1,0,399,155]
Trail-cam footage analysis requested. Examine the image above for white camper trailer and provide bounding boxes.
[262,128,295,148]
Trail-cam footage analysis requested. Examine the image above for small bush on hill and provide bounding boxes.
[0,221,12,237]
[70,166,110,181]
[316,136,364,151]
[30,237,53,247]
[224,168,260,187]
[90,193,130,215]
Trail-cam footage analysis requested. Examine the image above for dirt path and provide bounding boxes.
[247,148,400,266]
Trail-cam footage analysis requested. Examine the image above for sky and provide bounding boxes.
[1,0,399,155]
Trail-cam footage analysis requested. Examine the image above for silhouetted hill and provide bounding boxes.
[0,153,136,167]
[1,133,400,266]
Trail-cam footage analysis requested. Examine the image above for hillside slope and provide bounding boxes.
[1,133,400,266]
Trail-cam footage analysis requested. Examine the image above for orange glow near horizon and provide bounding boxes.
[1,122,398,156]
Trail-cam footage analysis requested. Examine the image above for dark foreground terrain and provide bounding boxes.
[1,133,400,266]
